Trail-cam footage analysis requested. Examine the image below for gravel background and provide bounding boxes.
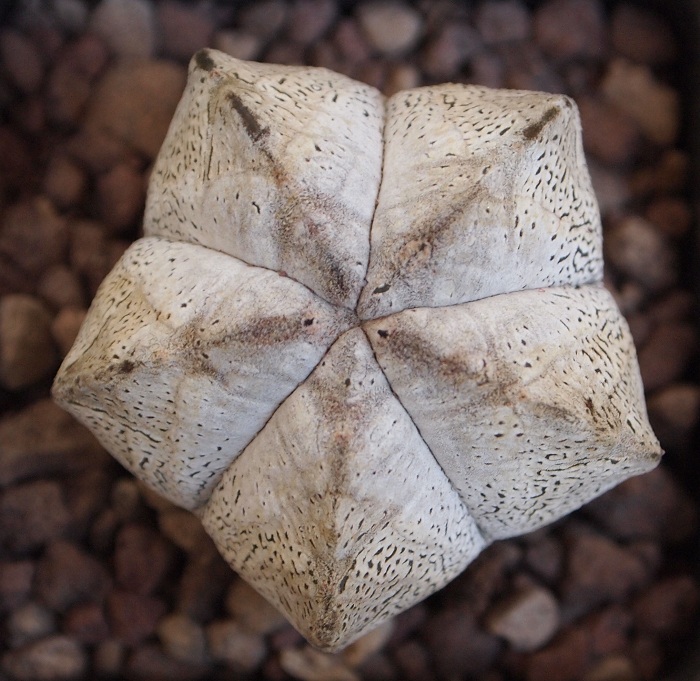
[0,1,699,680]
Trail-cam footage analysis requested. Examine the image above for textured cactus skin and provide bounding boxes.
[53,49,661,652]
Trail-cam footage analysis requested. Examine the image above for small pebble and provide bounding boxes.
[502,42,566,92]
[212,29,262,61]
[582,655,636,681]
[604,216,676,293]
[157,0,215,60]
[611,4,676,65]
[35,540,111,612]
[577,96,639,166]
[638,322,697,393]
[474,0,530,45]
[97,162,146,234]
[523,532,563,584]
[421,21,481,80]
[206,620,267,671]
[62,602,110,644]
[45,34,109,127]
[561,530,648,617]
[356,2,423,56]
[52,0,90,33]
[280,646,360,681]
[1,635,87,681]
[447,542,522,616]
[81,59,186,161]
[332,17,372,63]
[633,576,700,636]
[0,197,69,286]
[110,477,144,522]
[470,50,505,88]
[68,220,117,296]
[177,550,233,622]
[601,59,679,146]
[264,40,306,66]
[157,613,209,665]
[424,608,502,678]
[525,627,590,681]
[158,508,211,553]
[0,128,35,200]
[0,29,44,94]
[587,162,630,215]
[533,0,606,60]
[51,307,86,356]
[647,384,700,451]
[585,605,633,658]
[124,643,211,681]
[43,155,87,211]
[238,0,288,41]
[393,640,433,681]
[113,523,174,596]
[0,398,103,487]
[287,0,337,44]
[0,294,57,391]
[384,63,421,96]
[0,560,34,612]
[6,601,56,648]
[485,584,560,651]
[89,0,157,58]
[645,197,693,239]
[93,639,125,678]
[342,620,394,667]
[225,579,288,635]
[106,590,167,646]
[585,467,697,544]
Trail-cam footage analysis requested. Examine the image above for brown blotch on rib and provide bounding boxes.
[119,359,136,374]
[228,92,269,143]
[522,106,560,141]
[195,49,215,72]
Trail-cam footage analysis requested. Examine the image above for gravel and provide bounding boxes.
[0,0,698,679]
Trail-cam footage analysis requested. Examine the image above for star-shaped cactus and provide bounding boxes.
[53,49,661,651]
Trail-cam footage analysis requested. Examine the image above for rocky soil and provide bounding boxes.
[0,1,698,680]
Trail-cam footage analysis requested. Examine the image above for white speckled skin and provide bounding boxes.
[358,85,603,319]
[53,50,662,652]
[54,237,354,510]
[144,50,384,310]
[201,329,485,650]
[364,285,659,541]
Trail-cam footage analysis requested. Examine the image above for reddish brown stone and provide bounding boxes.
[561,530,648,617]
[177,550,232,622]
[393,640,436,681]
[106,590,167,646]
[525,627,591,681]
[0,480,71,553]
[523,532,564,584]
[533,0,606,60]
[585,605,633,658]
[578,96,639,166]
[0,560,34,612]
[638,323,697,393]
[113,523,175,596]
[584,467,697,544]
[0,399,104,487]
[611,4,676,65]
[63,602,110,644]
[633,576,700,637]
[445,542,522,616]
[35,540,111,613]
[125,643,210,681]
[424,608,503,678]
